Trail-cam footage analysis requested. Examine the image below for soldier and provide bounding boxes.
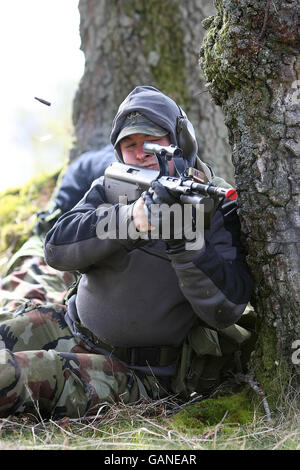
[0,86,253,419]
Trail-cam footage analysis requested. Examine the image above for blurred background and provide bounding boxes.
[0,0,84,192]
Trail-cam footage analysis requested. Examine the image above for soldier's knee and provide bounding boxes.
[0,349,21,417]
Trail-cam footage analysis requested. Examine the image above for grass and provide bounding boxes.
[0,385,299,451]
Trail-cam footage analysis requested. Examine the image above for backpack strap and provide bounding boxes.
[64,272,82,303]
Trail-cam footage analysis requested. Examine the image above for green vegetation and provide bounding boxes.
[0,388,299,450]
[0,169,60,273]
[249,321,291,410]
[169,391,254,436]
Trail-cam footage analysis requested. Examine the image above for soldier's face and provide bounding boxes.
[120,133,175,175]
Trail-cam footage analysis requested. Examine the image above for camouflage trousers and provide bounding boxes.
[0,238,167,419]
[0,236,76,312]
[0,302,167,419]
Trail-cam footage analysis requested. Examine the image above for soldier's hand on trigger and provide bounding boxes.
[132,181,180,234]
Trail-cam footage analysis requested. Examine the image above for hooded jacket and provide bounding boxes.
[44,86,253,370]
[111,86,198,167]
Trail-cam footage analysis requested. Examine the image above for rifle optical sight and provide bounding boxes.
[143,142,182,159]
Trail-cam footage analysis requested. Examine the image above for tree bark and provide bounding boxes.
[72,0,234,183]
[200,0,300,398]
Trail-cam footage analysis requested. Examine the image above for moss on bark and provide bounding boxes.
[117,0,190,108]
[249,322,291,408]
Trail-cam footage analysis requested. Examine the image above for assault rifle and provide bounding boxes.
[104,143,237,209]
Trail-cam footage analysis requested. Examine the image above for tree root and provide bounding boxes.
[234,373,272,423]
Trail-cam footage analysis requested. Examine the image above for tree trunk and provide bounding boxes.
[200,0,300,399]
[72,0,234,183]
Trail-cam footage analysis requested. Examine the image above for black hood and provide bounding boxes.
[110,86,198,168]
[111,86,180,147]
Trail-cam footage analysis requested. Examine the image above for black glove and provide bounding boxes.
[142,181,186,253]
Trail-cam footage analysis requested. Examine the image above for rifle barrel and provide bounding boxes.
[183,181,237,201]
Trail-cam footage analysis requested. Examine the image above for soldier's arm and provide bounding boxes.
[168,200,253,329]
[44,179,142,272]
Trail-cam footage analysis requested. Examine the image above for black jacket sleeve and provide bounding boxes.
[44,178,142,272]
[168,200,253,329]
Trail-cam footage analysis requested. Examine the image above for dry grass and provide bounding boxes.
[0,387,299,451]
